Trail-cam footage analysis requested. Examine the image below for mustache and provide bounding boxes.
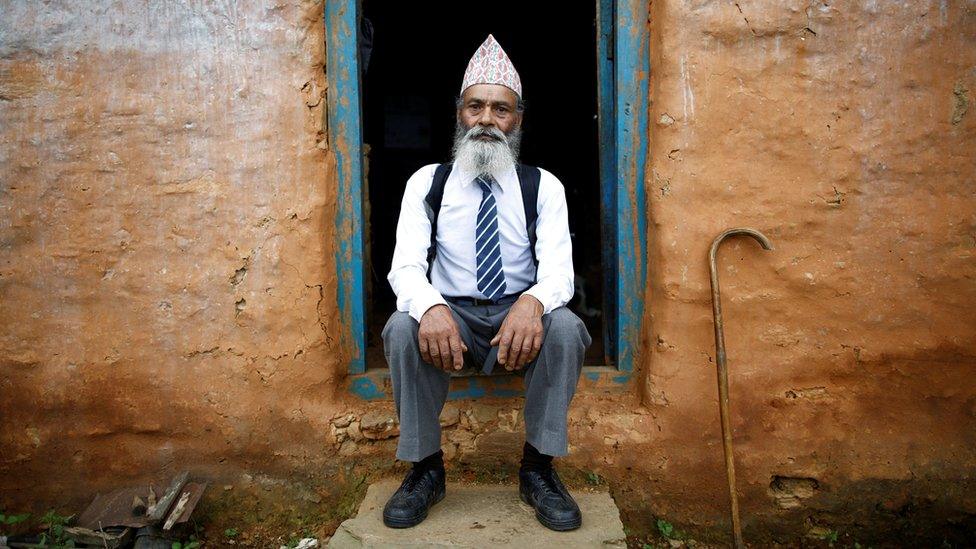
[465,125,507,142]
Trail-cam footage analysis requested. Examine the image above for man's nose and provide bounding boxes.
[478,107,494,126]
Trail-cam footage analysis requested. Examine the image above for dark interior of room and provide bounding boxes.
[361,1,604,366]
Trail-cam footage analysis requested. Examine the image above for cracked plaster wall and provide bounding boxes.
[0,1,345,503]
[1,0,975,542]
[636,0,976,539]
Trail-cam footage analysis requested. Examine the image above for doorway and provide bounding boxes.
[360,2,605,367]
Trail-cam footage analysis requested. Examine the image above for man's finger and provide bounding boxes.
[449,334,464,371]
[527,333,542,364]
[509,348,523,370]
[519,336,535,369]
[429,338,443,369]
[513,337,530,369]
[520,333,538,365]
[497,330,513,366]
[508,333,525,371]
[419,336,431,364]
[513,332,529,369]
[437,339,453,372]
[490,334,500,346]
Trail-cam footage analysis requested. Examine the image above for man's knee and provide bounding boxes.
[382,311,419,350]
[542,307,592,351]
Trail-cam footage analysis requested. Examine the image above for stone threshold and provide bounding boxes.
[328,479,626,548]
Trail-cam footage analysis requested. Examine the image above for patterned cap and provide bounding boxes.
[460,34,522,98]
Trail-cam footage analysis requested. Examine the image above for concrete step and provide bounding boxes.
[328,479,627,548]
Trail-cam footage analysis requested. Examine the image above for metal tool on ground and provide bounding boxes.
[70,471,206,548]
[708,227,774,549]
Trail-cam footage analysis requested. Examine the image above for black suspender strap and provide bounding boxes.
[424,163,454,278]
[517,164,541,271]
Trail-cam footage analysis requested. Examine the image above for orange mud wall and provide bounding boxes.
[1,0,975,544]
[639,0,976,541]
[0,2,346,497]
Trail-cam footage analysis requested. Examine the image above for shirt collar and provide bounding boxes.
[455,164,517,192]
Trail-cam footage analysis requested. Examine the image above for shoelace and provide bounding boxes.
[400,468,432,495]
[528,470,559,498]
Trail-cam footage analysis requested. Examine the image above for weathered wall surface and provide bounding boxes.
[1,0,975,545]
[0,1,346,502]
[636,0,976,541]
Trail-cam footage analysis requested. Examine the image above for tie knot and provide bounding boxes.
[475,175,493,194]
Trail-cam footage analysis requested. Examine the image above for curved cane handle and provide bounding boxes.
[707,227,773,549]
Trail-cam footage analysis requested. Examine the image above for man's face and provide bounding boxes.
[457,84,522,136]
[452,84,523,179]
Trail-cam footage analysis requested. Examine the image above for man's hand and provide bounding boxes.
[418,304,468,371]
[491,294,544,371]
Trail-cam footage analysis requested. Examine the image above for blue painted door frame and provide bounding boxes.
[326,1,648,399]
[326,0,367,374]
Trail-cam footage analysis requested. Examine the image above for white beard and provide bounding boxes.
[451,123,521,181]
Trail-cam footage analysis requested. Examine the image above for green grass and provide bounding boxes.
[656,518,676,539]
[38,509,75,548]
[172,536,202,549]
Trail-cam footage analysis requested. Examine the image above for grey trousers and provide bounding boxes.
[383,303,592,462]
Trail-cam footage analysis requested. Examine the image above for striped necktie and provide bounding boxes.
[475,174,506,301]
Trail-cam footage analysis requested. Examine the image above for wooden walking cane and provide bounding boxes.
[708,228,774,549]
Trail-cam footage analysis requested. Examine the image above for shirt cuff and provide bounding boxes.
[408,289,448,323]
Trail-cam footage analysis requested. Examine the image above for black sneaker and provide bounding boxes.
[382,467,446,528]
[518,467,582,531]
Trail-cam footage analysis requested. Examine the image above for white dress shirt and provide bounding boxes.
[388,163,575,322]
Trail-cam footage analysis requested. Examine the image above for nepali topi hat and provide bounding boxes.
[460,34,522,98]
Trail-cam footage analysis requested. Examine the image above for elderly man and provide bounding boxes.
[381,35,591,531]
